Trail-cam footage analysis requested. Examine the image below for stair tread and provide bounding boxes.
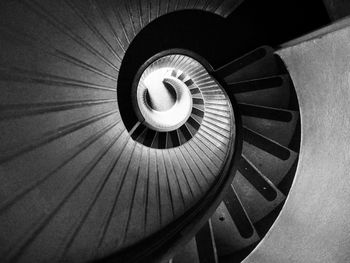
[173,238,200,263]
[34,136,136,260]
[195,219,219,263]
[215,0,244,17]
[233,156,286,223]
[211,202,260,256]
[228,75,291,109]
[3,127,129,262]
[239,103,296,122]
[242,127,298,185]
[223,186,256,239]
[241,104,299,147]
[0,0,242,262]
[215,46,283,83]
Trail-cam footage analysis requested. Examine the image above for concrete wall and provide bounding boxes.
[244,18,350,263]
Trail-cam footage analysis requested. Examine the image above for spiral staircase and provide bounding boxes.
[2,0,350,262]
[167,45,300,263]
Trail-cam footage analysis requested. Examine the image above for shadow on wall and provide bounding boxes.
[323,0,350,20]
[120,0,330,75]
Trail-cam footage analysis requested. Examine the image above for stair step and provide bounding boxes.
[195,219,219,263]
[122,145,150,245]
[152,132,167,149]
[228,75,291,109]
[239,103,294,123]
[142,128,157,147]
[130,122,147,142]
[242,127,298,185]
[237,155,278,201]
[211,202,260,256]
[166,130,180,148]
[215,46,283,83]
[223,186,255,239]
[172,238,200,263]
[233,156,286,223]
[178,125,193,145]
[241,105,299,147]
[215,0,244,17]
[243,127,290,160]
[144,149,161,236]
[0,0,251,261]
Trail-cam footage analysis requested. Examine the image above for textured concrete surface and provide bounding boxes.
[244,19,350,263]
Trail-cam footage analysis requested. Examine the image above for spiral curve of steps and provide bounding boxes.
[0,1,304,263]
[171,45,300,263]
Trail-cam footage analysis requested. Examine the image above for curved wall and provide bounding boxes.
[244,18,350,263]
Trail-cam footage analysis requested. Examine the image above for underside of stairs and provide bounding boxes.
[0,0,335,263]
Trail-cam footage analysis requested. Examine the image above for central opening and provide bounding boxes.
[122,50,219,148]
[144,69,177,112]
[134,61,195,133]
